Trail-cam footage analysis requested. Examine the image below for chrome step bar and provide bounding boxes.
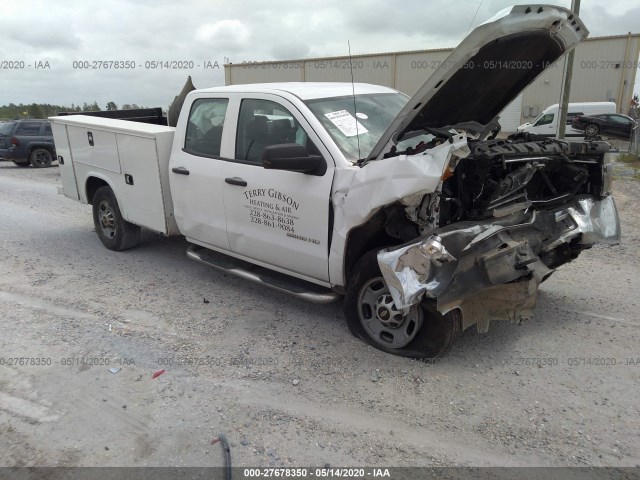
[186,245,341,304]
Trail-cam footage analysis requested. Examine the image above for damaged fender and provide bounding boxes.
[328,135,470,286]
[377,196,620,332]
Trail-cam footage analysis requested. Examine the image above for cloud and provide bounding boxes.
[1,0,638,108]
[196,20,251,53]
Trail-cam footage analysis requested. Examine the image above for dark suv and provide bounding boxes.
[0,119,56,167]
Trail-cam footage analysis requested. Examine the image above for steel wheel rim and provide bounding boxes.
[357,276,423,349]
[98,200,116,238]
[33,150,51,166]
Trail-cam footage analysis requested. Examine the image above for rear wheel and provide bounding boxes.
[13,160,30,167]
[29,148,53,168]
[92,186,141,251]
[344,250,461,359]
[584,124,600,137]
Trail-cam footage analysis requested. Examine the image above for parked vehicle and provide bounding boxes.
[50,5,620,359]
[0,119,56,167]
[571,113,636,139]
[517,102,616,137]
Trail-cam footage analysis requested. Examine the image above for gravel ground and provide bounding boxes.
[0,161,639,469]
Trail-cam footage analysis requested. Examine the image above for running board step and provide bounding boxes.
[186,245,341,304]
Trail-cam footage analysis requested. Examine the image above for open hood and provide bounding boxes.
[368,4,588,161]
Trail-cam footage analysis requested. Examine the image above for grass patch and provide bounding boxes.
[615,152,640,181]
[618,152,640,165]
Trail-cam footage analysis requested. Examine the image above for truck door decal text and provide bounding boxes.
[244,189,301,236]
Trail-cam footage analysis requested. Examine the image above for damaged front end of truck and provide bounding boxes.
[377,139,620,334]
[337,4,620,358]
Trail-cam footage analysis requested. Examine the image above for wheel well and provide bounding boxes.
[86,177,110,205]
[343,209,400,280]
[28,145,54,157]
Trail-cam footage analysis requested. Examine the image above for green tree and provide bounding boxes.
[27,103,45,119]
[106,101,118,111]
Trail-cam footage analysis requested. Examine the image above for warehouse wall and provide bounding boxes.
[521,35,640,121]
[225,34,640,131]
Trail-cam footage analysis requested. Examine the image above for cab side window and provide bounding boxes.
[535,113,554,126]
[184,98,229,157]
[235,98,320,164]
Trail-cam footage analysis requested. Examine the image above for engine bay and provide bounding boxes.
[438,138,609,226]
[382,137,610,243]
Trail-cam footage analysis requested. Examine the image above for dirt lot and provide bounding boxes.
[0,161,639,469]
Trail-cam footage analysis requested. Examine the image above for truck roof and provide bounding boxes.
[195,82,401,100]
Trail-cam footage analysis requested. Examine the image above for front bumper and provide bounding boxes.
[377,195,620,332]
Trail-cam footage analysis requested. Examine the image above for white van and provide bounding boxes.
[517,102,616,137]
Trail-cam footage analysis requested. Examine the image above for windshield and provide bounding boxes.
[305,93,407,162]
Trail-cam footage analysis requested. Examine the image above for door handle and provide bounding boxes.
[172,166,190,175]
[225,177,247,187]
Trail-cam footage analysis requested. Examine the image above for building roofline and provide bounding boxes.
[224,33,640,67]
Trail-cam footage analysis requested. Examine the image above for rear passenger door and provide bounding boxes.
[222,95,334,283]
[169,97,232,250]
[14,121,44,155]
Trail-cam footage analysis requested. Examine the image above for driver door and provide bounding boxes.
[222,95,334,283]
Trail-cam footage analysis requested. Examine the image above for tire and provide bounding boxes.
[29,148,53,168]
[13,160,30,167]
[92,186,141,251]
[584,124,600,137]
[344,249,462,360]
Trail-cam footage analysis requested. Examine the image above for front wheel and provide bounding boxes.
[344,250,461,359]
[29,148,53,168]
[92,186,141,251]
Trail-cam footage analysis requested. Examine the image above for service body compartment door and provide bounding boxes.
[66,127,121,173]
[50,122,79,200]
[116,133,168,233]
[223,96,334,282]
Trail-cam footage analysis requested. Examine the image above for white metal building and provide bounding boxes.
[224,34,640,132]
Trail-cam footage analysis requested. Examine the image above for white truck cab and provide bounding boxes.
[51,5,620,359]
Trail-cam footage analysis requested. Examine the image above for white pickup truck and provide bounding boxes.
[51,5,620,359]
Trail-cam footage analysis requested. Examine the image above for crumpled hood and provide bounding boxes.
[368,4,588,160]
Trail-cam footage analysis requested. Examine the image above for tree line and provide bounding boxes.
[0,102,146,120]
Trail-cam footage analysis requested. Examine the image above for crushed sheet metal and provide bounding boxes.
[544,195,620,251]
[328,135,469,286]
[378,237,456,314]
[377,196,620,320]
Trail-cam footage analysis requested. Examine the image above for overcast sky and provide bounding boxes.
[2,0,639,109]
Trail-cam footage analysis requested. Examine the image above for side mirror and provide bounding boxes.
[261,143,327,176]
